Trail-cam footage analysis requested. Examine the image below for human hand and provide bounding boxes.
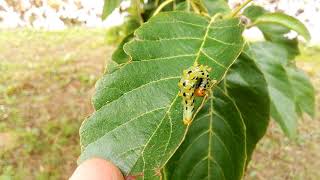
[70,158,124,180]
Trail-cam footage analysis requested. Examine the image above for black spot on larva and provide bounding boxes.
[188,70,192,74]
[183,82,186,86]
[183,92,186,96]
[202,72,204,75]
[207,74,209,77]
[185,107,188,110]
[193,99,195,103]
[185,100,188,104]
[191,93,194,96]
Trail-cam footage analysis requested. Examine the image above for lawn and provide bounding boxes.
[0,29,319,180]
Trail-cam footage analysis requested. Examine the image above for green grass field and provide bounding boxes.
[0,29,319,180]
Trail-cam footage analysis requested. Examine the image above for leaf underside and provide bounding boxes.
[79,11,244,179]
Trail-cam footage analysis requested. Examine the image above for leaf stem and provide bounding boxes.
[153,0,174,16]
[230,0,254,17]
[190,0,200,14]
[246,22,257,28]
[131,0,144,25]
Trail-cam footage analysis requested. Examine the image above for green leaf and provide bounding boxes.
[80,11,244,179]
[287,67,316,118]
[102,0,122,20]
[166,87,246,180]
[243,5,266,21]
[165,53,270,179]
[253,12,311,41]
[224,53,270,163]
[248,42,298,138]
[109,18,141,64]
[93,12,245,110]
[203,0,231,15]
[243,6,305,59]
[104,59,121,74]
[112,34,134,64]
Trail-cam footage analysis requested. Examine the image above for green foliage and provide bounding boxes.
[102,0,122,20]
[80,1,316,179]
[248,42,298,138]
[80,12,245,178]
[251,12,310,41]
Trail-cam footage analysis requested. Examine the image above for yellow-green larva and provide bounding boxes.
[178,63,212,125]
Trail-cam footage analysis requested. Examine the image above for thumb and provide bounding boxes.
[70,158,124,180]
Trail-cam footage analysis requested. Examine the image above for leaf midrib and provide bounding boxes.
[129,15,217,177]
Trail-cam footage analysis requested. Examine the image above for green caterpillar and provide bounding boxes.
[178,63,213,125]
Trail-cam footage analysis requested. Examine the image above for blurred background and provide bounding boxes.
[0,0,319,179]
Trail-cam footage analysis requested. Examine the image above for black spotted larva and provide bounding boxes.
[178,63,213,125]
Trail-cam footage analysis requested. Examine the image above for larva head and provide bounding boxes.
[194,88,206,97]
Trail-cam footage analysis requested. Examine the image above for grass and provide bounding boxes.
[0,28,112,179]
[0,29,319,179]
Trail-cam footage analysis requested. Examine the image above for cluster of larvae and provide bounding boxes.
[178,63,213,125]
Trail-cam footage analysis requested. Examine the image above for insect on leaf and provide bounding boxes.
[79,11,244,179]
[165,52,270,180]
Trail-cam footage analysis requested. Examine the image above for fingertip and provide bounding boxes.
[70,158,124,180]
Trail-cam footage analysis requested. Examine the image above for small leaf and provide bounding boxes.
[102,0,122,20]
[253,12,311,41]
[80,12,244,179]
[166,87,246,180]
[287,67,316,118]
[248,42,298,138]
[104,60,121,74]
[243,5,266,21]
[244,6,301,59]
[112,34,134,64]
